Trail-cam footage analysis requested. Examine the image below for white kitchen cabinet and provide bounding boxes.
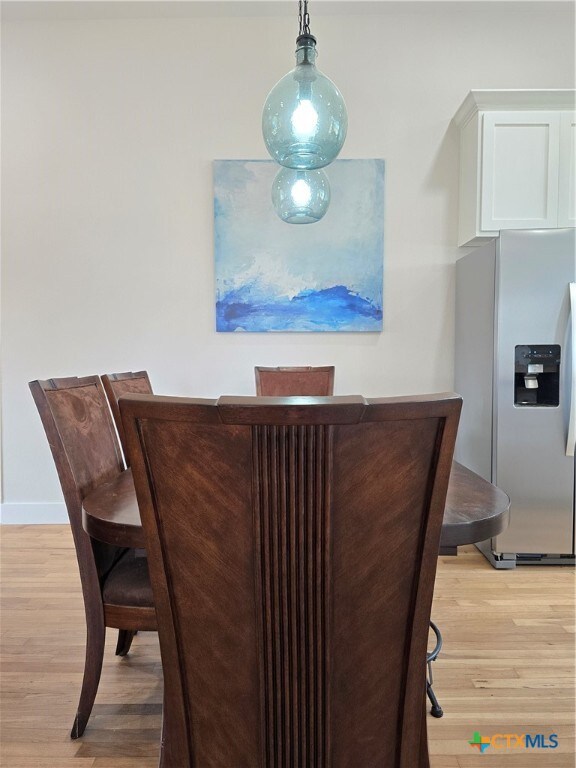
[454,90,575,246]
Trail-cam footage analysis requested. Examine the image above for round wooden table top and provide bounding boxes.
[82,460,510,551]
[82,468,143,549]
[442,462,510,547]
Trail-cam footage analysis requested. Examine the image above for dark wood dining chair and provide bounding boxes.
[255,365,335,396]
[29,376,157,739]
[121,392,461,768]
[101,371,153,466]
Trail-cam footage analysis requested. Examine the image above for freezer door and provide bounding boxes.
[566,283,576,456]
[493,229,575,555]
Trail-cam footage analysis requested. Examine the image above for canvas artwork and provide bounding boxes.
[214,159,384,332]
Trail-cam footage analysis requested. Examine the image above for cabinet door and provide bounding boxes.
[481,111,560,231]
[558,111,576,228]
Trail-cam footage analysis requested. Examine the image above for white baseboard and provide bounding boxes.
[0,502,68,524]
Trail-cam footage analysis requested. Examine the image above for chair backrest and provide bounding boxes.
[121,392,462,768]
[101,371,153,465]
[29,376,125,587]
[255,365,335,396]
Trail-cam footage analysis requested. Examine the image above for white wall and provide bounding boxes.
[2,1,574,521]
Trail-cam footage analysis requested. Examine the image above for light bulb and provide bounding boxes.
[290,100,319,140]
[262,35,347,170]
[290,178,313,207]
[271,167,330,224]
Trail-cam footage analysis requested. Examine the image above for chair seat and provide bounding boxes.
[102,549,154,607]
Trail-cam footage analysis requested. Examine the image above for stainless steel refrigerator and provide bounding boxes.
[455,228,576,568]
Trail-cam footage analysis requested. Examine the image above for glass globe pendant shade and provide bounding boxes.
[262,34,347,170]
[271,166,331,224]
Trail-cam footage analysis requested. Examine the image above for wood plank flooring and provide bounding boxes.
[1,525,574,767]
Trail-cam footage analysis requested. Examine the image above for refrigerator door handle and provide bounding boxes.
[566,282,576,457]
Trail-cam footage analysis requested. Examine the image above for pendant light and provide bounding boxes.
[262,1,347,171]
[271,167,331,224]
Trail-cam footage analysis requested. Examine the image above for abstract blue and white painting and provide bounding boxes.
[214,159,384,332]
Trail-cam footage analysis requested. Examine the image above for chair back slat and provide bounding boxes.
[31,376,124,503]
[101,371,153,465]
[255,366,335,396]
[29,375,125,579]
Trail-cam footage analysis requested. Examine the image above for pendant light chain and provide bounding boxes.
[298,0,311,36]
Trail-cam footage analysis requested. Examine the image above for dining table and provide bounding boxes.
[82,460,510,554]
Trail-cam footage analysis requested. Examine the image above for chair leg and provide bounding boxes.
[426,679,444,718]
[71,622,106,739]
[427,621,444,718]
[115,629,137,657]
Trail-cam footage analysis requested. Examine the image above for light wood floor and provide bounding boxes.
[1,525,574,767]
